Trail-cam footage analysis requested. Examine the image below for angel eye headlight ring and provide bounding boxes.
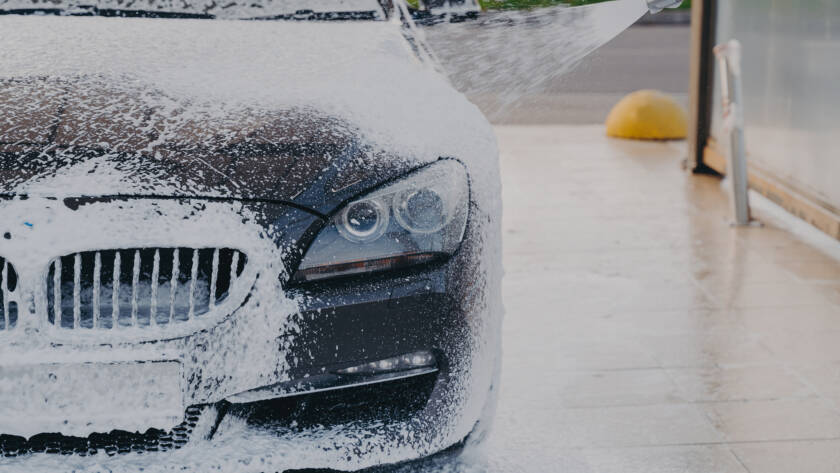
[337,198,390,243]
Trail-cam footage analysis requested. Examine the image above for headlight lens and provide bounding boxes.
[394,187,448,233]
[293,160,469,282]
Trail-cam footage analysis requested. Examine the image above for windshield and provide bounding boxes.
[0,0,389,20]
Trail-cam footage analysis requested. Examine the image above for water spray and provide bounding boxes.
[420,0,679,116]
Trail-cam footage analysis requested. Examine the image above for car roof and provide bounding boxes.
[0,0,389,20]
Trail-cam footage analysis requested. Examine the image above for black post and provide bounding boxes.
[688,0,719,174]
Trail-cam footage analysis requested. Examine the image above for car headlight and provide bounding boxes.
[292,160,469,283]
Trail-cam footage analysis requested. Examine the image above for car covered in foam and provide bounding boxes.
[0,0,502,469]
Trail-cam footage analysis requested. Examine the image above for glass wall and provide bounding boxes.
[712,0,840,211]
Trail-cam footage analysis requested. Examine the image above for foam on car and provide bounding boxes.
[0,13,503,471]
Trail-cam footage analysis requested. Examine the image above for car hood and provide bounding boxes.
[0,15,496,215]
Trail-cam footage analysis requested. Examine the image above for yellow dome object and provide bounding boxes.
[605,90,688,140]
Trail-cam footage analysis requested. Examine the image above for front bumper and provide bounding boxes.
[0,196,499,467]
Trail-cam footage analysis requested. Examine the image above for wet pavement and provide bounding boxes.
[463,125,840,473]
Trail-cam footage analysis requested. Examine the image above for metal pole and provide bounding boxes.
[714,40,751,226]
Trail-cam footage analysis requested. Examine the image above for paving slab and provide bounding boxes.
[478,125,840,472]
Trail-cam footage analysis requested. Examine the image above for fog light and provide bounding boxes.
[334,350,437,376]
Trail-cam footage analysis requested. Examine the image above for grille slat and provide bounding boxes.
[0,258,18,331]
[1,258,16,331]
[150,249,160,328]
[53,257,62,327]
[112,251,121,327]
[92,251,101,328]
[131,250,140,327]
[73,253,81,329]
[1,259,8,329]
[47,248,247,330]
[188,249,199,321]
[169,248,179,324]
[209,248,219,309]
[230,251,240,294]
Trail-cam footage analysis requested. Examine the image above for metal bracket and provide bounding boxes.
[647,0,684,14]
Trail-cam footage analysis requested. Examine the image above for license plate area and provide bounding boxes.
[0,361,183,438]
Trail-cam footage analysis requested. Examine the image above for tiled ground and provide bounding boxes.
[486,125,840,473]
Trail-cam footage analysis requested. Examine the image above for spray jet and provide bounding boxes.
[418,0,682,106]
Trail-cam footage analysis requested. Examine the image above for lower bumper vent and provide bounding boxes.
[0,405,206,457]
[47,248,247,330]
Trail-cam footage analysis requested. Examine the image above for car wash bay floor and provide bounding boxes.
[432,125,840,473]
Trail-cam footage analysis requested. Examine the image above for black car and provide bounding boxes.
[0,0,502,469]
